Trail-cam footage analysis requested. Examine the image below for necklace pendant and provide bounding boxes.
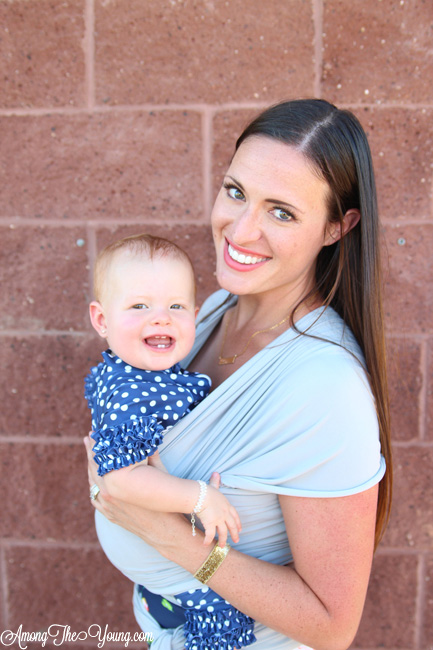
[218,354,238,365]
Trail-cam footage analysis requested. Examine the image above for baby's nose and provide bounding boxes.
[150,309,171,325]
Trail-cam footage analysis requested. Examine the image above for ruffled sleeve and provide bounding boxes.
[84,365,100,410]
[91,416,165,476]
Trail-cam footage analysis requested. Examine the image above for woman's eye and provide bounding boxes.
[271,208,294,222]
[170,304,184,310]
[132,304,148,310]
[224,183,245,201]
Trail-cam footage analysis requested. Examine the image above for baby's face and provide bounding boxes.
[100,252,197,371]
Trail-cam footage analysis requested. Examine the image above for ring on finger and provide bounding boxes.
[90,484,100,501]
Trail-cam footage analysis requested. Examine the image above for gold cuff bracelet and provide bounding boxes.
[193,542,231,585]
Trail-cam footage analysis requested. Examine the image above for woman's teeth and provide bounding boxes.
[228,243,268,265]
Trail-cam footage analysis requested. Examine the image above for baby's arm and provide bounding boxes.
[102,458,241,547]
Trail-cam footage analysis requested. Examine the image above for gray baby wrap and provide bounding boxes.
[95,290,385,649]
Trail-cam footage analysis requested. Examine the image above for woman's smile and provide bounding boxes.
[225,238,271,271]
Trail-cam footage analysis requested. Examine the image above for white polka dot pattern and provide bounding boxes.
[85,349,211,477]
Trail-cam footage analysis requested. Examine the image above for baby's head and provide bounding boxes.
[89,233,198,372]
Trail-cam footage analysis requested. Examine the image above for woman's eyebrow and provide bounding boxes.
[264,197,304,213]
[225,174,244,189]
[225,175,304,213]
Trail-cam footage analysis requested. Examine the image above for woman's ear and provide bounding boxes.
[324,208,361,246]
[89,301,108,339]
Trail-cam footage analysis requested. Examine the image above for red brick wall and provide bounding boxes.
[0,1,432,649]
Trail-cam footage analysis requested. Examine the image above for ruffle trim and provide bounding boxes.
[91,416,165,477]
[84,370,97,409]
[183,605,256,650]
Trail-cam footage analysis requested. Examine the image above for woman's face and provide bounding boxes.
[211,136,336,305]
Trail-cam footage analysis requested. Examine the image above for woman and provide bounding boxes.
[84,99,392,650]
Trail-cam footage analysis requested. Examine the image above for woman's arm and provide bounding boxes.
[84,437,377,650]
[160,490,377,650]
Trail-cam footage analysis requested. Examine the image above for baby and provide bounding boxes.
[85,233,255,650]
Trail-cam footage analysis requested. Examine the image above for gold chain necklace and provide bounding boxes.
[218,312,291,365]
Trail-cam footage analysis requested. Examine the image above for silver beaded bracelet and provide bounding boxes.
[191,479,207,536]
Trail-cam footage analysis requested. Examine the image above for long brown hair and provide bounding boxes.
[236,99,392,549]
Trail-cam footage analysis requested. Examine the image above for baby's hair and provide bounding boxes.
[93,233,195,303]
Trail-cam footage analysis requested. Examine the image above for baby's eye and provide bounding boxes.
[132,304,148,310]
[271,207,295,222]
[170,304,184,310]
[224,183,245,201]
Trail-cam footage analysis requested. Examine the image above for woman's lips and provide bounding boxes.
[224,240,270,271]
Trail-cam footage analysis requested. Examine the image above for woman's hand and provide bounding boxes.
[84,435,184,546]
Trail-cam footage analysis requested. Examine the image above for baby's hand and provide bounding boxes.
[148,450,167,473]
[197,472,241,547]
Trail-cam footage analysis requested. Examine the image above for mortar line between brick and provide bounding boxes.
[0,539,100,550]
[87,225,98,302]
[84,0,95,110]
[392,440,433,448]
[431,173,433,220]
[385,332,430,341]
[0,102,267,117]
[312,0,323,97]
[0,330,89,337]
[338,102,433,111]
[2,101,431,118]
[414,552,425,648]
[418,339,428,441]
[0,217,214,227]
[0,436,90,444]
[201,107,213,220]
[0,546,9,628]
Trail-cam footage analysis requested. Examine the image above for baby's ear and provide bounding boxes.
[324,208,361,246]
[89,301,108,339]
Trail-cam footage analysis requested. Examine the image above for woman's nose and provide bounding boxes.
[231,207,262,245]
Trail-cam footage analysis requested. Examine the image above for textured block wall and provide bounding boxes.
[0,1,432,648]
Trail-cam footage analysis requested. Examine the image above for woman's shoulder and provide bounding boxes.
[292,306,364,366]
[266,307,371,404]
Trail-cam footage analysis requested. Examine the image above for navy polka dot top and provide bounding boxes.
[84,349,211,476]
